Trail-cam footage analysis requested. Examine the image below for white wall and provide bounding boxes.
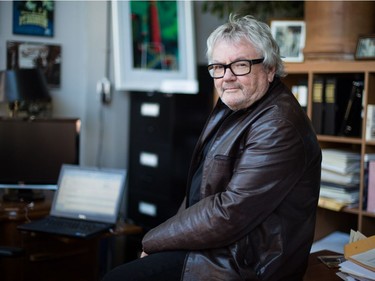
[0,0,129,169]
[0,0,224,170]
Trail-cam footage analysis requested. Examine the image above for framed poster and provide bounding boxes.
[355,34,375,60]
[112,0,197,93]
[13,0,54,37]
[271,20,305,62]
[6,41,61,87]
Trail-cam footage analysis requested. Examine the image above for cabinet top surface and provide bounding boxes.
[285,60,375,73]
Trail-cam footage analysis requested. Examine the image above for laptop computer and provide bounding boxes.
[17,164,127,238]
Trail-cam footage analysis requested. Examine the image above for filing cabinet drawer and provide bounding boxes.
[128,141,192,195]
[129,143,172,174]
[130,94,175,143]
[130,92,210,142]
[128,190,184,229]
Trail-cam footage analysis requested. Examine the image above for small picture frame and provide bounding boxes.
[271,20,305,63]
[355,34,375,60]
[6,41,61,87]
[12,1,54,37]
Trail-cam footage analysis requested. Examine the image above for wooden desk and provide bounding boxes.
[304,250,342,281]
[3,190,343,280]
[0,190,142,281]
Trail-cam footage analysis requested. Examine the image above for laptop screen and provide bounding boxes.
[50,164,126,224]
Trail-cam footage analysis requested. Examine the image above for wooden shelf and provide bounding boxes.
[285,60,375,74]
[283,60,375,239]
[362,210,375,218]
[317,135,362,145]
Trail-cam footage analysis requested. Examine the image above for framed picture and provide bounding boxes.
[6,41,61,87]
[271,20,305,62]
[112,0,197,93]
[355,34,375,60]
[13,1,54,37]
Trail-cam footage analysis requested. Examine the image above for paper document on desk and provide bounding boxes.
[336,271,370,281]
[339,260,375,280]
[349,229,367,243]
[351,249,375,270]
[344,231,375,272]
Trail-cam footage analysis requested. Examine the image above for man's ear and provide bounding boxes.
[267,67,276,83]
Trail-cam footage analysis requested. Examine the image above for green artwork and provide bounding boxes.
[130,1,179,71]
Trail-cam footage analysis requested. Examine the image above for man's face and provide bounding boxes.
[211,39,276,111]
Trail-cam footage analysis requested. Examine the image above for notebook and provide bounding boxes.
[17,164,126,238]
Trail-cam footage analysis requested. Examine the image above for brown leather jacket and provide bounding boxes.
[142,78,322,281]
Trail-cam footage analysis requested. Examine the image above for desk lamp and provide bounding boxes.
[0,68,52,118]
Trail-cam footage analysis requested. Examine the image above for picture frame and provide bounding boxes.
[6,41,61,87]
[112,0,197,94]
[13,1,54,37]
[355,34,375,60]
[270,20,305,63]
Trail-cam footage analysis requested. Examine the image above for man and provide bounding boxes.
[103,15,321,281]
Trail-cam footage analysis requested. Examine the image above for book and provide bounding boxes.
[366,104,375,141]
[340,81,364,137]
[312,76,325,134]
[362,154,375,210]
[323,76,354,136]
[323,77,337,135]
[291,84,308,111]
[367,160,375,213]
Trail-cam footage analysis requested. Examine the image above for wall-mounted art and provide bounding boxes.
[13,0,54,37]
[112,0,197,94]
[6,41,61,87]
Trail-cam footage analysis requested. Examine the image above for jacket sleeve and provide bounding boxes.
[142,116,309,254]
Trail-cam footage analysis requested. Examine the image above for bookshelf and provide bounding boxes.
[283,60,375,240]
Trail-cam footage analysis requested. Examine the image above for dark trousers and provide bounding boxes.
[102,251,188,281]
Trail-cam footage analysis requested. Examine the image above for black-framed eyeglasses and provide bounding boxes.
[207,58,264,79]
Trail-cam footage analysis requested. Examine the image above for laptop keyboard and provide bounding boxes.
[31,216,111,237]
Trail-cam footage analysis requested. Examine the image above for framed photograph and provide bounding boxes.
[271,20,305,62]
[6,41,61,87]
[112,0,197,93]
[355,34,375,60]
[13,1,54,37]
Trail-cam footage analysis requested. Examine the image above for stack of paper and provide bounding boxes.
[319,149,361,211]
[338,260,375,280]
[337,230,375,281]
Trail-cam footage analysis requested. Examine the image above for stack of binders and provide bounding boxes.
[311,76,364,137]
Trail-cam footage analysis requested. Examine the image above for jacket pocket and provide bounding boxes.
[203,154,238,196]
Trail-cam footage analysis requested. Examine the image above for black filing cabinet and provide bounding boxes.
[127,66,213,230]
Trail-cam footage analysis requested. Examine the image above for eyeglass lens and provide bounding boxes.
[208,60,251,78]
[208,58,264,79]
